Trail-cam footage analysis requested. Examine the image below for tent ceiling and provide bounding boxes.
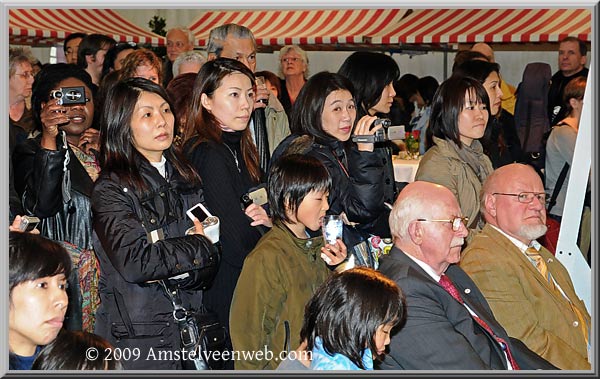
[189,9,410,49]
[187,8,591,52]
[9,9,166,47]
[369,8,592,45]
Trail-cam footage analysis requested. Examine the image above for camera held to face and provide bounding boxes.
[50,86,87,106]
[352,119,405,143]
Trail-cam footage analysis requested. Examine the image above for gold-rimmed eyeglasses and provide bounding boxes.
[416,216,469,231]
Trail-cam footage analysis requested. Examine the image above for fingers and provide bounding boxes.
[245,203,273,227]
[191,218,205,236]
[321,239,348,266]
[41,100,69,133]
[353,115,380,136]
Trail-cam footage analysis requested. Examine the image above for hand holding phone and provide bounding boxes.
[186,203,220,243]
[19,216,41,232]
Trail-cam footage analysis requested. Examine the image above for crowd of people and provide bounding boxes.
[8,23,591,372]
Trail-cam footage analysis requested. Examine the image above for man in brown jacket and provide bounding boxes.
[461,163,590,370]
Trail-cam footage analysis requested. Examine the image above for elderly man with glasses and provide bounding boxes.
[460,163,590,370]
[378,180,555,370]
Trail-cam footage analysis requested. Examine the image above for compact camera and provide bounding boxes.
[19,215,40,232]
[240,185,268,209]
[352,119,405,143]
[50,86,87,106]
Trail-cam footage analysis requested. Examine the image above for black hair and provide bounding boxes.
[63,32,87,54]
[76,34,116,69]
[31,63,96,132]
[300,267,405,369]
[32,330,123,370]
[452,50,490,72]
[268,154,331,225]
[9,232,72,299]
[338,52,400,119]
[416,76,440,106]
[426,75,490,149]
[454,59,501,85]
[102,41,139,78]
[184,58,261,183]
[99,77,201,192]
[290,71,355,144]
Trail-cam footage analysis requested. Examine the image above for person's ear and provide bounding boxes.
[408,220,423,245]
[484,193,497,218]
[200,93,212,111]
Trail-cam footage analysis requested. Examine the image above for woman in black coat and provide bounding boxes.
[272,71,385,268]
[13,64,101,333]
[92,78,218,370]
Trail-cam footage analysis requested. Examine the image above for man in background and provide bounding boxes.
[77,33,116,87]
[63,32,87,65]
[163,26,194,87]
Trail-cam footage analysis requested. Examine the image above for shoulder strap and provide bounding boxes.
[547,163,570,214]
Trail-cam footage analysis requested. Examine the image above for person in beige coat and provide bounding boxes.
[461,163,590,370]
[415,76,494,237]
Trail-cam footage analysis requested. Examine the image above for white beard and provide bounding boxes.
[518,224,548,241]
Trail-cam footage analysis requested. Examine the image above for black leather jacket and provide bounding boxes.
[92,155,218,370]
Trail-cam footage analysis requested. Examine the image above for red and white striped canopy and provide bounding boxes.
[370,8,592,45]
[9,9,166,47]
[188,9,410,47]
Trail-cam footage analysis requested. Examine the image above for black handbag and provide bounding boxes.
[160,281,230,370]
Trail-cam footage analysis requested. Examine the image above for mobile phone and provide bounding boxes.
[19,216,40,232]
[186,203,213,222]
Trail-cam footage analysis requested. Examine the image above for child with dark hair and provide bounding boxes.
[32,330,123,370]
[300,267,405,370]
[230,154,348,370]
[9,232,71,370]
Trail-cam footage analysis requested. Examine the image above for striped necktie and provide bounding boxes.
[439,274,520,370]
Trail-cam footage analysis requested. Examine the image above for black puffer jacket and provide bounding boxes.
[274,134,385,227]
[92,156,218,370]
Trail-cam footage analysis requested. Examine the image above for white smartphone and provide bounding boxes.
[186,203,213,222]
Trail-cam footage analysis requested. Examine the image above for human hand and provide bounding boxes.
[9,215,40,234]
[353,115,381,152]
[40,99,69,149]
[320,238,347,266]
[78,128,100,155]
[244,203,273,228]
[253,79,269,110]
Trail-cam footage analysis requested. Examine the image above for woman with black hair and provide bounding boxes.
[416,76,494,236]
[9,232,71,370]
[13,63,100,333]
[92,78,218,370]
[271,71,384,267]
[454,59,525,168]
[182,58,272,335]
[300,267,405,370]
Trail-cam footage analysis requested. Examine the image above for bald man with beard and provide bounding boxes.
[460,163,590,370]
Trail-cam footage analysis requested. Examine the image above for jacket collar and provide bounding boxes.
[274,223,324,261]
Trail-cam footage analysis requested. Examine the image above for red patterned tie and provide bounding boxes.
[439,274,520,370]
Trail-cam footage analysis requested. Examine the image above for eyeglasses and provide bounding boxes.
[281,57,301,63]
[416,216,469,232]
[15,71,34,79]
[492,192,549,205]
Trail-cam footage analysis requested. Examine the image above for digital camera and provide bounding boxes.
[352,119,405,143]
[50,86,87,106]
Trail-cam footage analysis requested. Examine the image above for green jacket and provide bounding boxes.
[230,223,330,370]
[415,137,493,236]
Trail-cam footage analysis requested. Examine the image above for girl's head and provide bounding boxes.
[100,77,199,189]
[416,76,440,107]
[184,58,261,182]
[454,60,503,116]
[268,154,332,231]
[119,48,163,85]
[427,75,490,148]
[338,52,400,118]
[9,232,71,355]
[300,267,405,368]
[32,330,123,370]
[290,71,356,144]
[32,63,95,136]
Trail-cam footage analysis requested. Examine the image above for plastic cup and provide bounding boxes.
[322,215,343,245]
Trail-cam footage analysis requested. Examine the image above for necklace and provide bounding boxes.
[223,143,241,173]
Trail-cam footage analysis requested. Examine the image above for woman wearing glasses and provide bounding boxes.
[278,45,309,117]
[415,75,494,238]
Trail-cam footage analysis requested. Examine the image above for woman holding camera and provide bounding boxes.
[92,78,219,370]
[13,63,101,333]
[271,71,384,266]
[182,58,272,351]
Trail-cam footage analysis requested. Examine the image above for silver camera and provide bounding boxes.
[352,119,405,143]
